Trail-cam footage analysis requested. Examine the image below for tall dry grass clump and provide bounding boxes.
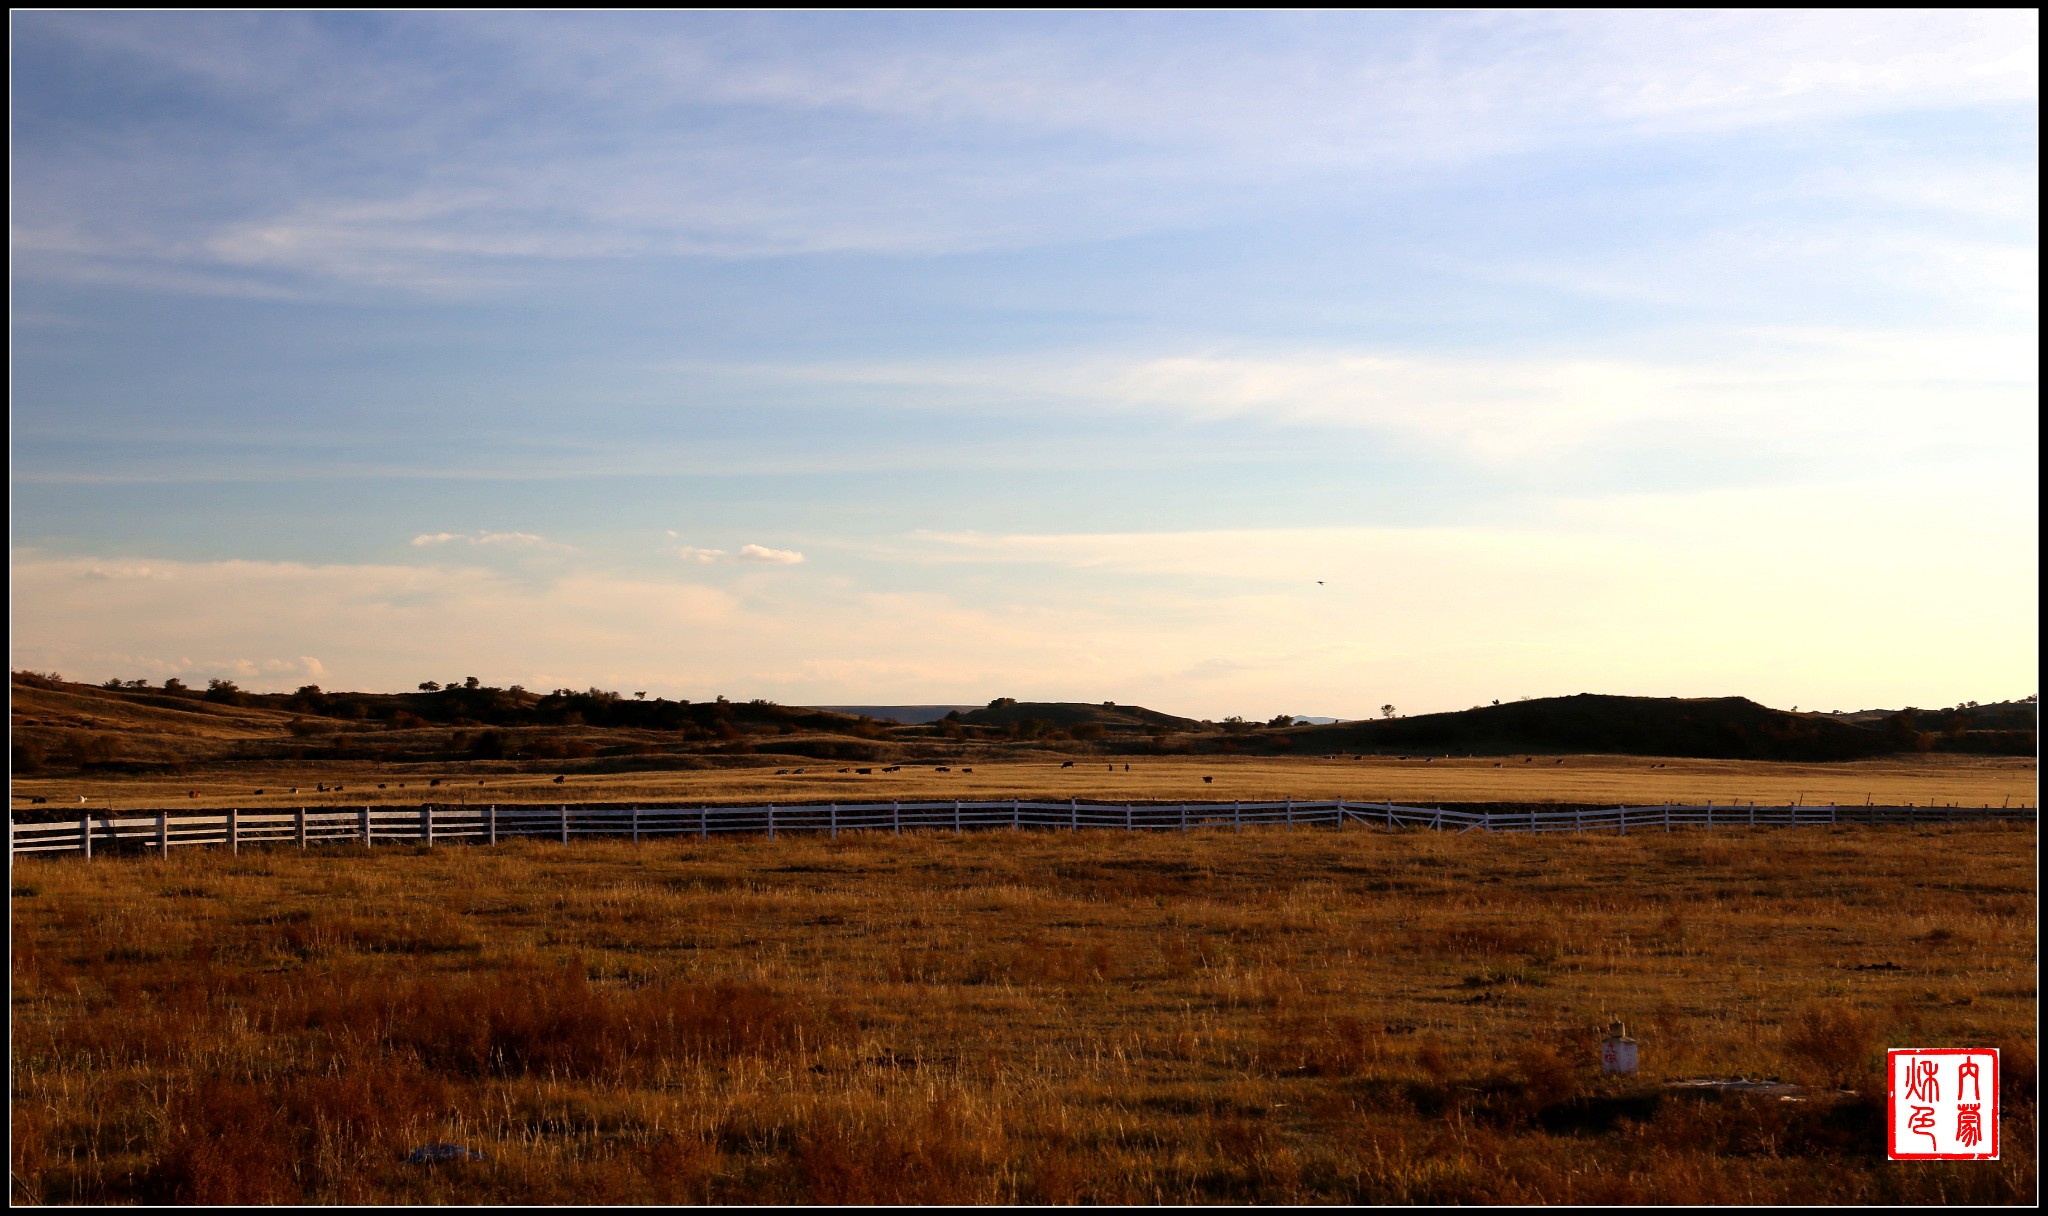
[1780,1001,1885,1089]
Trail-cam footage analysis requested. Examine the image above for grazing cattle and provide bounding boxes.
[1202,776,1214,784]
[884,766,902,773]
[254,789,265,795]
[430,779,442,788]
[317,783,327,792]
[378,783,387,789]
[1424,757,1432,763]
[1107,764,1113,771]
[775,769,789,776]
[188,791,197,798]
[856,768,872,775]
[1523,758,1532,764]
[478,779,485,785]
[334,785,345,791]
[793,768,806,774]
[30,796,47,805]
[961,767,973,773]
[553,775,566,784]
[1399,756,1408,761]
[290,787,299,794]
[838,768,850,774]
[398,783,406,789]
[1494,762,1501,767]
[1060,761,1074,769]
[936,766,951,773]
[1124,763,1129,771]
[1555,758,1564,765]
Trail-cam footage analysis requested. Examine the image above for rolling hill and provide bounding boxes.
[1277,694,2034,761]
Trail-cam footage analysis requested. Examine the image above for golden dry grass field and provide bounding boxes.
[10,820,2036,1204]
[10,753,2036,814]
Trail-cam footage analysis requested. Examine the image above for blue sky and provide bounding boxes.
[11,12,2037,717]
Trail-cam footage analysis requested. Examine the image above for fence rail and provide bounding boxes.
[7,799,2034,858]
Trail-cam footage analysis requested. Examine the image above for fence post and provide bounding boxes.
[560,805,569,845]
[489,805,498,846]
[228,807,239,856]
[1125,803,1132,832]
[1387,801,1394,831]
[362,805,372,848]
[293,807,306,850]
[1830,803,1836,826]
[158,810,170,858]
[81,811,92,859]
[1012,797,1020,832]
[1233,801,1241,833]
[699,806,707,841]
[423,805,434,847]
[632,806,641,845]
[830,803,838,840]
[955,799,962,835]
[893,800,901,836]
[1070,797,1077,833]
[768,804,775,841]
[1661,803,1669,833]
[1180,802,1187,833]
[1285,797,1293,831]
[1748,802,1755,828]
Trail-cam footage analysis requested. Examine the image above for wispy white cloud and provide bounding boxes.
[13,12,2035,290]
[475,531,562,549]
[763,327,2037,471]
[735,544,805,565]
[670,541,804,565]
[411,530,572,551]
[76,561,174,581]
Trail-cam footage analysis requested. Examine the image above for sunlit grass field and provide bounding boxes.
[11,820,2035,1204]
[12,752,2035,813]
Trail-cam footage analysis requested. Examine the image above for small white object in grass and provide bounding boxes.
[1601,1020,1638,1075]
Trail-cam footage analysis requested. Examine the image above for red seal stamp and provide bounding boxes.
[1887,1048,1999,1161]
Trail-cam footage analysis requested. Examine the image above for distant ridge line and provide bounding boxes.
[806,705,982,725]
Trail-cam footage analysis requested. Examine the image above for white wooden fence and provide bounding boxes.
[8,799,2034,857]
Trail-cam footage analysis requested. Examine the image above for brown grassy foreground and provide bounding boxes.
[11,822,2036,1204]
[13,752,2036,813]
